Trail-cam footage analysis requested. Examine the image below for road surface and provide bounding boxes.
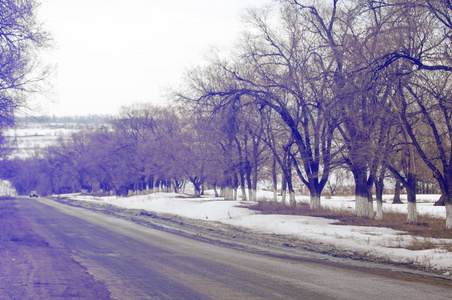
[1,196,451,299]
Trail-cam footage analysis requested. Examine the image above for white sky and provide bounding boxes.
[36,0,269,116]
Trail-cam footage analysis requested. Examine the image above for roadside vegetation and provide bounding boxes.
[252,199,452,251]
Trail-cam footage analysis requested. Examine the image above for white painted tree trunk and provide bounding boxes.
[247,189,256,202]
[241,186,247,201]
[233,188,238,201]
[289,191,296,207]
[446,203,452,229]
[375,201,383,220]
[223,187,234,200]
[368,200,375,218]
[281,190,287,205]
[310,195,321,210]
[273,189,278,202]
[407,201,418,223]
[355,196,368,217]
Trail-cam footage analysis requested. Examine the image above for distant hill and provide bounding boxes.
[3,115,110,158]
[16,115,111,125]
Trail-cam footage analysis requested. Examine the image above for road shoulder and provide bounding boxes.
[0,197,111,299]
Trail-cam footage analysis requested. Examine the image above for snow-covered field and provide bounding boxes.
[61,191,452,275]
[3,121,102,158]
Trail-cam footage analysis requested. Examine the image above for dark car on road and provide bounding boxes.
[30,191,38,198]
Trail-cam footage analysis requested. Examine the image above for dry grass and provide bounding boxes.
[405,236,436,251]
[250,200,452,240]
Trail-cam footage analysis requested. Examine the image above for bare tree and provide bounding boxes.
[221,4,338,209]
[278,0,403,218]
[177,63,253,200]
[0,0,51,132]
[260,106,296,204]
[377,0,452,228]
[176,113,222,197]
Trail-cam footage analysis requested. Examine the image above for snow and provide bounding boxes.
[60,191,452,275]
[3,122,100,158]
[0,180,16,197]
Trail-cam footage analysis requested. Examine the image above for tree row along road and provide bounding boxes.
[1,197,452,299]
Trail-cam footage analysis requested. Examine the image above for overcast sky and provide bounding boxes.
[36,0,269,116]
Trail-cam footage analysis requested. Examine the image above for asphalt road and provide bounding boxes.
[1,196,452,299]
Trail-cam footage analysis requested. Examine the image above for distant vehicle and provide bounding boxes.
[30,191,38,198]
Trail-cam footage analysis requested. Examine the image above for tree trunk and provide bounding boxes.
[406,190,417,223]
[283,155,296,207]
[236,139,247,201]
[233,173,239,201]
[248,188,253,202]
[354,178,369,217]
[393,178,403,204]
[251,137,259,203]
[148,175,154,193]
[407,201,417,223]
[375,179,384,220]
[310,194,321,210]
[223,167,234,200]
[223,186,234,200]
[446,203,452,229]
[406,174,417,223]
[355,194,368,217]
[272,157,278,202]
[213,182,219,197]
[351,164,370,217]
[434,195,444,206]
[167,179,171,193]
[376,200,383,220]
[437,173,452,228]
[246,162,253,202]
[250,182,257,202]
[291,154,324,210]
[367,197,375,219]
[191,178,201,197]
[366,173,376,219]
[241,183,247,201]
[289,190,296,207]
[172,179,178,193]
[287,175,296,207]
[194,185,201,197]
[281,175,287,205]
[248,189,256,203]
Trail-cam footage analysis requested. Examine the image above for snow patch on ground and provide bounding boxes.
[0,180,17,197]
